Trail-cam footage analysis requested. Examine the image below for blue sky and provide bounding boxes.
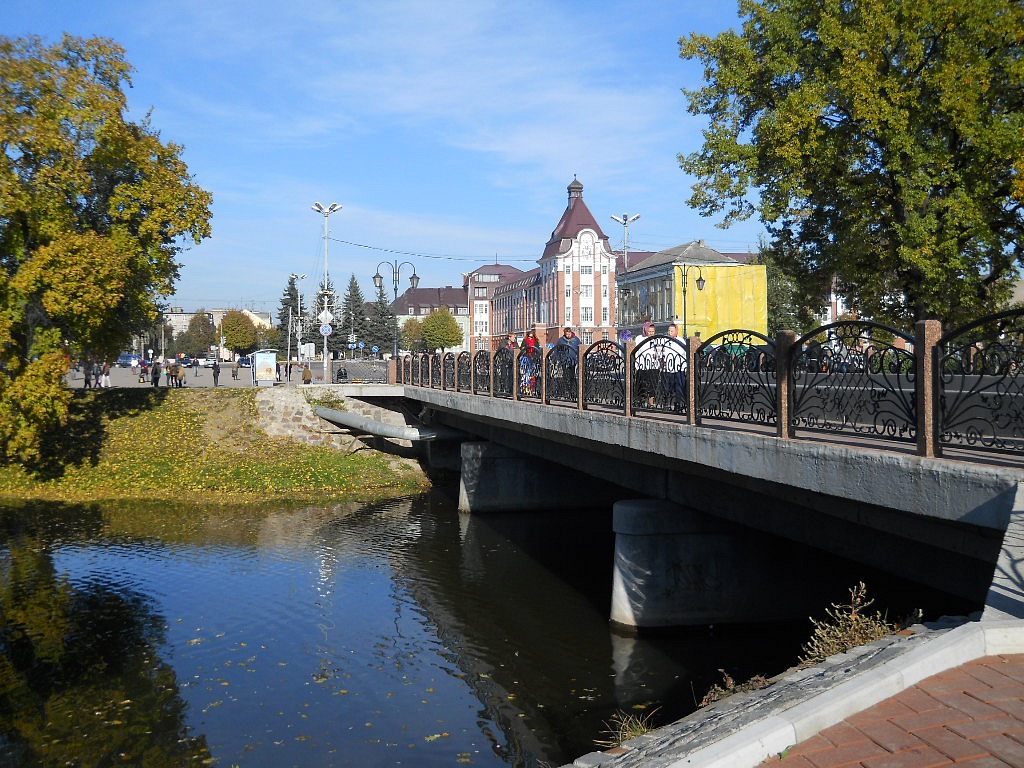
[2,0,763,314]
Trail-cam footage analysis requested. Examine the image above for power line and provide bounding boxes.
[330,237,539,263]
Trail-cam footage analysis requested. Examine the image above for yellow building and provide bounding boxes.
[618,240,767,339]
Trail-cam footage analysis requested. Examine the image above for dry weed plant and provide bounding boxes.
[593,707,660,749]
[799,582,899,666]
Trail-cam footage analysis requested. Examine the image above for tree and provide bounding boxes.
[752,243,819,335]
[176,310,216,356]
[401,318,425,353]
[0,35,212,462]
[276,275,308,357]
[221,310,257,356]
[679,0,1024,327]
[421,308,463,352]
[337,274,369,355]
[366,284,396,357]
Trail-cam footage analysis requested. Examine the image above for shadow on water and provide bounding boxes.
[0,501,210,767]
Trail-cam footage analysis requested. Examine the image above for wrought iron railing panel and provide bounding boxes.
[790,321,916,440]
[430,353,442,388]
[583,340,626,410]
[402,356,412,385]
[417,355,429,386]
[697,330,777,425]
[473,350,491,394]
[456,352,471,391]
[442,352,456,389]
[545,345,579,404]
[938,309,1024,452]
[631,336,689,416]
[518,350,541,399]
[493,348,514,398]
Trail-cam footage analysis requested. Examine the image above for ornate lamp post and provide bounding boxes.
[373,260,420,359]
[679,264,707,340]
[289,272,306,372]
[312,202,341,378]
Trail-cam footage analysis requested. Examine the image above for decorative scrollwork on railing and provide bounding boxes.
[416,354,428,386]
[493,348,514,398]
[456,352,471,391]
[583,340,626,410]
[697,330,777,425]
[401,356,412,384]
[790,321,916,440]
[473,350,491,394]
[518,349,541,399]
[442,352,456,389]
[631,336,688,416]
[938,309,1024,452]
[430,353,441,388]
[545,345,579,404]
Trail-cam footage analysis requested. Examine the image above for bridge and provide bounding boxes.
[335,314,1024,627]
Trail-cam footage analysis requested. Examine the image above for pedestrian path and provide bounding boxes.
[761,653,1024,767]
[565,620,1024,768]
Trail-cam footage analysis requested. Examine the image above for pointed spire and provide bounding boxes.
[568,175,583,200]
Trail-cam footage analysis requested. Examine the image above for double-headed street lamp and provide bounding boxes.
[679,264,707,340]
[373,260,420,359]
[610,212,640,272]
[289,272,307,371]
[312,202,341,375]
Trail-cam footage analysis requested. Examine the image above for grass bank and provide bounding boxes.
[0,387,428,504]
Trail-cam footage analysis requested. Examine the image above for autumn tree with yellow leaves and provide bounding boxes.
[0,35,212,463]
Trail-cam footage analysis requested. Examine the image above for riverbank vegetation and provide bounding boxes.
[0,388,427,504]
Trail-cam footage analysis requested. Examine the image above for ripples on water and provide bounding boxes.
[0,494,813,767]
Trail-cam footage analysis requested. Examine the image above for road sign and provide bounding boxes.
[347,333,356,343]
[318,309,334,324]
[358,341,365,349]
[348,343,356,350]
[320,324,333,336]
[372,346,379,353]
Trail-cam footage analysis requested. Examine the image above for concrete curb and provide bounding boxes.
[568,619,1024,768]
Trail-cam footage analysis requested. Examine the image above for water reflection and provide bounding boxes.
[0,495,809,768]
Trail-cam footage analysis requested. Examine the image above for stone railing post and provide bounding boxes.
[389,356,397,385]
[625,341,636,417]
[776,330,797,439]
[916,319,942,458]
[687,336,701,425]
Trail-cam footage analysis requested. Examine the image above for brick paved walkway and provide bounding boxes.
[761,654,1024,767]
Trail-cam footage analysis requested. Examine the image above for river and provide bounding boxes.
[0,492,962,767]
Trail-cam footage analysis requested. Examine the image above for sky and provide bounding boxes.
[1,0,763,315]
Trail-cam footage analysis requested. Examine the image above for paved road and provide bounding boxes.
[65,362,335,389]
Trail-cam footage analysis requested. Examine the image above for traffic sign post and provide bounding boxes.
[320,324,333,337]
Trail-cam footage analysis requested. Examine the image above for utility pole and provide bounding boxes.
[312,203,341,380]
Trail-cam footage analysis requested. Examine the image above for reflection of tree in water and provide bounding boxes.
[0,503,211,767]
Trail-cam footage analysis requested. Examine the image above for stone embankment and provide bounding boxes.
[255,384,413,453]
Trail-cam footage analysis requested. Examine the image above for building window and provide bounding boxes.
[476,273,498,282]
[474,287,487,297]
[475,301,488,315]
[602,265,608,275]
[581,307,593,323]
[581,265,593,276]
[474,320,488,335]
[583,331,594,344]
[565,264,571,274]
[602,307,608,323]
[565,308,572,323]
[457,307,469,315]
[602,285,608,297]
[565,287,571,298]
[580,284,593,298]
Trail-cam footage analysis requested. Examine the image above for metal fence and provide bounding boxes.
[395,309,1024,459]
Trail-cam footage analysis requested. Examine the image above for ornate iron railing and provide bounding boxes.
[938,310,1024,452]
[583,340,626,410]
[493,348,514,398]
[442,352,456,389]
[631,335,689,417]
[545,344,579,404]
[456,352,472,391]
[790,321,916,440]
[473,350,491,394]
[394,309,1024,461]
[430,353,441,388]
[518,350,541,400]
[697,330,777,425]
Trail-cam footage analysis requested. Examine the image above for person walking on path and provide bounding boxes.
[192,357,200,377]
[302,364,312,384]
[232,360,239,380]
[83,362,93,389]
[150,361,161,387]
[101,362,111,389]
[212,361,220,387]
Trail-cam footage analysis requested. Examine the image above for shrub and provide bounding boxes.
[799,582,897,666]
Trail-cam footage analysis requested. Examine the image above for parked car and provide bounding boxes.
[237,356,252,368]
[201,356,217,368]
[117,353,135,367]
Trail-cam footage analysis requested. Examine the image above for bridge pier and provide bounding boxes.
[610,499,816,629]
[458,441,617,513]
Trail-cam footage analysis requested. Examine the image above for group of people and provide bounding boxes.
[79,360,111,389]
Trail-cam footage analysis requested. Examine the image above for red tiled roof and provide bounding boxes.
[542,178,611,259]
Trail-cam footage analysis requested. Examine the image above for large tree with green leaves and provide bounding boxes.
[220,310,257,356]
[176,309,216,357]
[680,0,1024,327]
[337,274,369,355]
[275,274,308,358]
[0,34,212,462]
[421,308,463,352]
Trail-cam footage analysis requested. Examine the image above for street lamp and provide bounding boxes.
[373,260,420,359]
[679,264,707,340]
[312,202,341,378]
[611,213,640,272]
